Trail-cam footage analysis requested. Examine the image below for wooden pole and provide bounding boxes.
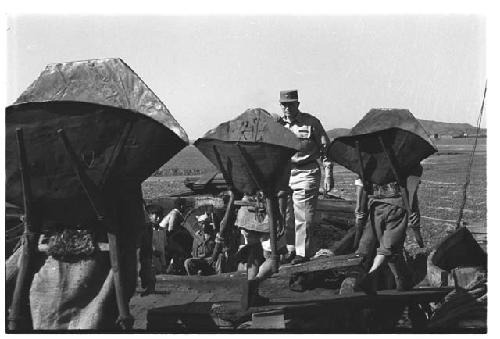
[57,129,133,330]
[8,128,38,331]
[377,135,424,248]
[265,195,280,273]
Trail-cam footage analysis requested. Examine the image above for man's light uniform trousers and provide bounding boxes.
[285,163,321,258]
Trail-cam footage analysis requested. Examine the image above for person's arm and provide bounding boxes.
[313,117,334,192]
[407,175,422,229]
[159,213,170,230]
[208,190,236,263]
[406,165,424,248]
[354,178,368,222]
[169,211,183,233]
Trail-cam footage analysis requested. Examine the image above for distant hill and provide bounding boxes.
[327,119,486,139]
[418,119,486,137]
[327,128,350,139]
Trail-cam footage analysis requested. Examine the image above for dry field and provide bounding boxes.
[142,138,487,252]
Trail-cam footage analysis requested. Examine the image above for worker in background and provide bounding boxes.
[184,214,217,276]
[277,89,334,265]
[159,199,193,275]
[146,204,167,274]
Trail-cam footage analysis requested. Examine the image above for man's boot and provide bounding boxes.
[241,279,270,310]
[388,256,413,291]
[355,267,381,295]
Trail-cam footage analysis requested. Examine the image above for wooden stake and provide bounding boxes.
[265,195,280,273]
[8,128,38,331]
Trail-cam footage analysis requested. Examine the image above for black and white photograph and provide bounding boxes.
[3,0,494,334]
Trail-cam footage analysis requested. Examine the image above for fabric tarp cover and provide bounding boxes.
[5,58,189,225]
[195,108,300,194]
[329,108,437,185]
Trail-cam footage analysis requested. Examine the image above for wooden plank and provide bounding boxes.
[315,199,356,212]
[278,254,363,275]
[213,287,454,326]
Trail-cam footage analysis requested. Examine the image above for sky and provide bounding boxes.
[6,14,486,140]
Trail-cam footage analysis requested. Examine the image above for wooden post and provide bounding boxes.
[8,128,38,331]
[265,195,280,273]
[377,135,424,248]
[57,129,133,330]
[211,145,237,261]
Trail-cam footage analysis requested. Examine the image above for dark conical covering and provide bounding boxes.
[6,58,188,226]
[329,108,437,185]
[195,108,300,194]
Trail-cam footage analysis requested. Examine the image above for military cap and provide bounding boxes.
[279,89,299,103]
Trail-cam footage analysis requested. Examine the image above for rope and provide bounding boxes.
[456,82,487,229]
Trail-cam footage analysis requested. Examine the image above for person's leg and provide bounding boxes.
[368,254,388,273]
[356,216,377,259]
[184,258,196,276]
[291,168,320,262]
[171,255,187,275]
[241,233,268,309]
[138,248,155,295]
[353,184,368,250]
[387,253,413,291]
[246,232,262,280]
[383,206,411,290]
[356,203,390,295]
[282,190,296,262]
[256,256,274,281]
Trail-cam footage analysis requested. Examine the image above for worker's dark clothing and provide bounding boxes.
[138,222,155,289]
[356,165,422,257]
[184,233,216,276]
[165,227,193,275]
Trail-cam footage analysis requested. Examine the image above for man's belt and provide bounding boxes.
[371,182,402,199]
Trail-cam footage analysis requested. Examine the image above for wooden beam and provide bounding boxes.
[213,287,454,325]
[279,254,363,275]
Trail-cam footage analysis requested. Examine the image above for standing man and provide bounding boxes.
[278,89,334,265]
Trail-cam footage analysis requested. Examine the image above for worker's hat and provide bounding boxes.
[279,89,299,103]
